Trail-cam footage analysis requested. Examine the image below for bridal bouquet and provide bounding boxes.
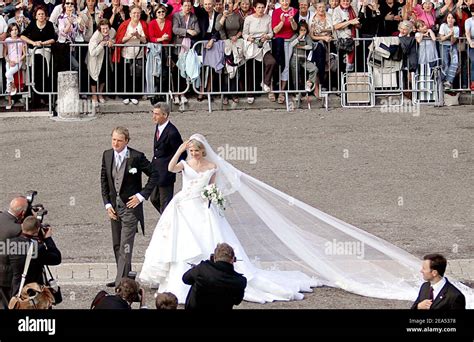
[201,184,226,211]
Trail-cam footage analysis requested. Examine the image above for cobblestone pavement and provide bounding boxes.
[0,105,473,309]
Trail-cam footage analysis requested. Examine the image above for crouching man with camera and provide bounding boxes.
[91,277,147,309]
[182,243,247,311]
[8,216,62,297]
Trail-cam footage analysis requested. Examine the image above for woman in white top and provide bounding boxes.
[242,0,277,104]
[114,5,149,105]
[56,0,85,73]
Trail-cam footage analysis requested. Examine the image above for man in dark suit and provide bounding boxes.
[8,216,62,297]
[101,126,157,287]
[0,196,28,308]
[411,253,466,310]
[194,0,220,43]
[149,102,186,214]
[182,242,247,310]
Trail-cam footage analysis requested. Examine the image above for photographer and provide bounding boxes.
[0,196,28,308]
[182,243,247,311]
[91,277,147,309]
[7,216,62,297]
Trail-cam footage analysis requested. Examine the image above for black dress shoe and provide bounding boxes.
[106,281,116,287]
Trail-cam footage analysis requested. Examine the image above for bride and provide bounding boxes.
[139,134,474,307]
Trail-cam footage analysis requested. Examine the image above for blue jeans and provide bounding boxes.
[441,44,458,83]
[469,47,474,82]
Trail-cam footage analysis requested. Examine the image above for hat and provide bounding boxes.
[421,0,433,4]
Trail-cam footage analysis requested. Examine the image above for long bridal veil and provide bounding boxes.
[190,134,474,308]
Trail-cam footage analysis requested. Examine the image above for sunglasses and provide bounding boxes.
[157,10,166,13]
[65,2,74,4]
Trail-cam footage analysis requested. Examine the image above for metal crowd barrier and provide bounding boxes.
[320,37,472,110]
[192,39,316,112]
[15,37,474,113]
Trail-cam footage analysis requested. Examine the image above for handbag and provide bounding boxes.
[8,242,54,310]
[335,37,355,54]
[43,265,62,305]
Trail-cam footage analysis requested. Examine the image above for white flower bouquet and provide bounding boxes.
[201,184,225,211]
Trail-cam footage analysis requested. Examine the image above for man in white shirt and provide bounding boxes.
[100,126,157,287]
[411,253,466,310]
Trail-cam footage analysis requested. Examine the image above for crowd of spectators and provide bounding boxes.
[1,0,474,110]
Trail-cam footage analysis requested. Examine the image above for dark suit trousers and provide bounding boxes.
[150,184,174,214]
[111,197,138,284]
[0,286,11,309]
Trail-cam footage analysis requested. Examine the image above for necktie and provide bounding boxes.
[156,128,160,141]
[429,286,434,300]
[116,154,122,170]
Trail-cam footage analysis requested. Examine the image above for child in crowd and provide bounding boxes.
[438,12,459,89]
[414,19,438,66]
[290,21,318,98]
[3,23,26,110]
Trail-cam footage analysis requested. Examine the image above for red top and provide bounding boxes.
[148,19,173,44]
[272,7,298,39]
[112,19,150,63]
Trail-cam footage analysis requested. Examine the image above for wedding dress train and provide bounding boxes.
[139,134,473,307]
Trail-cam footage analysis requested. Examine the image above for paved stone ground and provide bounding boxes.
[0,104,473,309]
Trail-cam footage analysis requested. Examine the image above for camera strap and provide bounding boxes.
[16,241,35,297]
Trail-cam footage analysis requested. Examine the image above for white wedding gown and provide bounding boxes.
[139,160,318,303]
[140,134,474,307]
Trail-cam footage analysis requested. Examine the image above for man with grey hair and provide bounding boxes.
[149,102,186,214]
[0,196,28,308]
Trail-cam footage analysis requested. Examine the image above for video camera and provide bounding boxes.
[24,190,50,239]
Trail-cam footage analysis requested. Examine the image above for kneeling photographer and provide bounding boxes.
[182,243,247,311]
[8,216,62,297]
[91,277,147,309]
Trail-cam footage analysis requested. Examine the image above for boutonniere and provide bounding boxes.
[129,168,137,174]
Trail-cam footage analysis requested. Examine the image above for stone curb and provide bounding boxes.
[50,259,473,286]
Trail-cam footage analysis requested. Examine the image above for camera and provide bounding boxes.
[24,190,50,238]
[224,3,229,11]
[255,38,264,48]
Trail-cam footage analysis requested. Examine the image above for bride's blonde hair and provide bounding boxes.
[189,139,207,157]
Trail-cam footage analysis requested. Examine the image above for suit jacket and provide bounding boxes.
[0,211,22,287]
[100,147,156,234]
[8,235,62,296]
[411,279,466,310]
[182,260,247,311]
[153,122,186,187]
[172,11,200,46]
[194,6,220,42]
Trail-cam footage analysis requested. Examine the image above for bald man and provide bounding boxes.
[0,196,28,308]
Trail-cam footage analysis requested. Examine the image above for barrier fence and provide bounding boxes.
[1,37,473,114]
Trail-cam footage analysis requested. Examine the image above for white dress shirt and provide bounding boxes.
[431,277,447,301]
[105,146,145,208]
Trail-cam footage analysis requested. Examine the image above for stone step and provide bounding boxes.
[49,259,474,286]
